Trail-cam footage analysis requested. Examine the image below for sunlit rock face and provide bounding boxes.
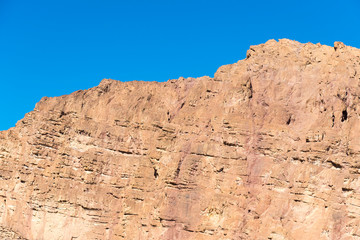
[1,39,360,239]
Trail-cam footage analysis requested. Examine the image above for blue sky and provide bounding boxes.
[1,0,359,130]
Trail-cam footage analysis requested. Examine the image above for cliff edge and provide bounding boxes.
[1,39,360,239]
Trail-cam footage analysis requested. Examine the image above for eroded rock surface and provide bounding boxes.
[1,39,360,239]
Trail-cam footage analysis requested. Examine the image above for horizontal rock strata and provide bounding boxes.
[1,39,360,239]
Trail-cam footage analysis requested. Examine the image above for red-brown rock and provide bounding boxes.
[1,39,360,239]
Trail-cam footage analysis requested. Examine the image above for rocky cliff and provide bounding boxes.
[1,39,360,240]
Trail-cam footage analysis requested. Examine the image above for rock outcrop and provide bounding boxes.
[1,39,360,239]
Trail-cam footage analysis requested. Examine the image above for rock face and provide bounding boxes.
[1,39,360,239]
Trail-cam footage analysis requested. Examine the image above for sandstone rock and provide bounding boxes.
[1,39,360,239]
[0,227,26,240]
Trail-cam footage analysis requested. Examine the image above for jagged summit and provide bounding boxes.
[1,39,360,239]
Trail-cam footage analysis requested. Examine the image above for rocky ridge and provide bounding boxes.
[1,39,360,239]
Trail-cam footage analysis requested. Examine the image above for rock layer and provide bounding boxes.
[1,39,360,239]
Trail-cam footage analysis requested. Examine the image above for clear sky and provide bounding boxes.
[1,0,359,130]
